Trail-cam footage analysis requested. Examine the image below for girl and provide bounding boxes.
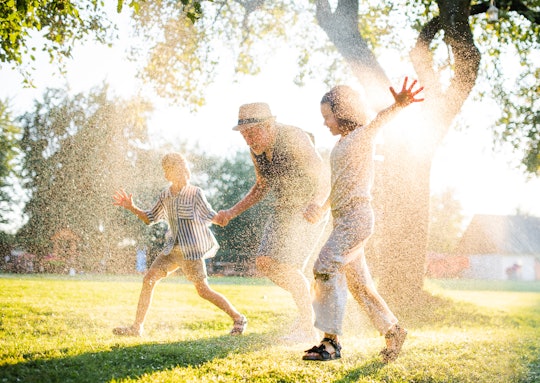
[302,78,424,362]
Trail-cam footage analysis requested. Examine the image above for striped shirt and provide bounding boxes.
[145,184,219,260]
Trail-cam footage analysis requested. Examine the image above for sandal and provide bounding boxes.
[380,324,407,363]
[230,315,247,336]
[302,337,342,361]
[112,325,143,337]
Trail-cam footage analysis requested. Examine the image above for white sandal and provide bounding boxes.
[230,315,247,336]
[112,325,143,337]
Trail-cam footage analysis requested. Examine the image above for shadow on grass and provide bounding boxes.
[526,352,540,383]
[333,359,386,383]
[0,333,268,383]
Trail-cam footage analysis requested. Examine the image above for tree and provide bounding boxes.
[0,99,21,229]
[17,84,156,272]
[126,0,539,305]
[315,0,538,303]
[0,100,19,266]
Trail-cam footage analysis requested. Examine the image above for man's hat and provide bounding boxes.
[233,102,275,131]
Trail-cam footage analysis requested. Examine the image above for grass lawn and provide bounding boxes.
[0,274,539,383]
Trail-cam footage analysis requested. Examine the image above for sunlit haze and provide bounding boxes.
[1,9,538,233]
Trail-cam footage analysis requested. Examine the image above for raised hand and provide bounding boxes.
[113,188,134,210]
[390,77,424,107]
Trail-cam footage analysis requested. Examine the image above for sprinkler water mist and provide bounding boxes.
[487,0,499,23]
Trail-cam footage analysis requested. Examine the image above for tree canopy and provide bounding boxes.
[3,1,537,171]
[0,0,115,85]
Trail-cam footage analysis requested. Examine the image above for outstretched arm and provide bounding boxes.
[213,164,269,227]
[113,188,151,225]
[364,77,424,135]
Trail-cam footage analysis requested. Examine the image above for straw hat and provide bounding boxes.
[232,102,276,131]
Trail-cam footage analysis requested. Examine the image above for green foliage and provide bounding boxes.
[469,1,540,175]
[125,0,207,23]
[130,0,342,109]
[15,84,156,271]
[0,99,21,226]
[0,275,539,382]
[127,0,239,110]
[492,64,540,175]
[0,0,113,84]
[0,231,15,268]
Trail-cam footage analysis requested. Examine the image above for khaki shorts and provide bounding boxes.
[150,246,208,282]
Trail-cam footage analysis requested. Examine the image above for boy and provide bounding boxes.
[112,152,247,337]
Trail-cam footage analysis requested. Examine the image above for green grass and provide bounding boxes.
[0,274,539,383]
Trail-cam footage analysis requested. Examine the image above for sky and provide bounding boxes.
[1,8,539,232]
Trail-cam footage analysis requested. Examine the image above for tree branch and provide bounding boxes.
[411,0,480,142]
[314,0,392,108]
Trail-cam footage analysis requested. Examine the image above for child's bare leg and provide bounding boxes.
[133,268,167,328]
[113,265,168,336]
[193,279,247,335]
[193,279,243,320]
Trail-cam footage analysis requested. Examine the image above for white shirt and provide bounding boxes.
[330,126,375,213]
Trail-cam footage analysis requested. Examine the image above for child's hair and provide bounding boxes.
[162,152,191,179]
[321,85,368,133]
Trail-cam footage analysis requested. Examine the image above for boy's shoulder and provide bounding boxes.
[158,187,170,199]
[184,184,202,193]
[178,184,204,199]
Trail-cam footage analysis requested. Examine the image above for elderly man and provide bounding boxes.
[214,102,328,341]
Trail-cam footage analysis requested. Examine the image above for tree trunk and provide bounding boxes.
[372,127,435,307]
[315,0,393,109]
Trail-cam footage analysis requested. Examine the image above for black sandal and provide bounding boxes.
[302,337,342,361]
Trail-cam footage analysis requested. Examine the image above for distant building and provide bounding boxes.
[454,215,540,281]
